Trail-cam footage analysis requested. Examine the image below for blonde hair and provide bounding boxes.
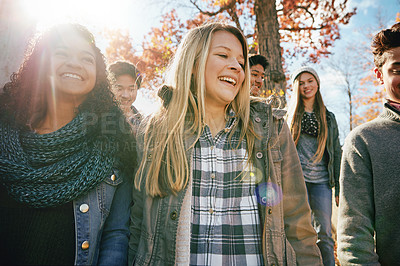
[135,22,256,197]
[286,72,328,163]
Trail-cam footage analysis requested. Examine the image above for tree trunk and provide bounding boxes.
[347,84,353,131]
[254,0,286,108]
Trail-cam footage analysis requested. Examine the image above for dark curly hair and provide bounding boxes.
[0,23,136,171]
[0,23,115,129]
[371,22,400,69]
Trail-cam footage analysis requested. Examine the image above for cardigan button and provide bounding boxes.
[81,241,89,250]
[79,204,89,213]
[268,209,272,215]
[170,211,178,220]
[256,152,263,159]
[255,117,261,123]
[110,174,116,181]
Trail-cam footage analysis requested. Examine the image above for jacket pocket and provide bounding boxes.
[271,149,283,162]
[98,169,123,215]
[270,149,283,184]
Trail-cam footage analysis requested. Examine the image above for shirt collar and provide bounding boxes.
[387,99,400,112]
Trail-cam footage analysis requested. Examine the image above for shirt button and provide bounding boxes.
[211,173,215,179]
[81,241,89,250]
[224,128,229,133]
[210,146,214,150]
[268,209,272,214]
[110,174,116,181]
[170,211,178,220]
[256,152,263,159]
[79,204,89,213]
[255,117,261,123]
[209,208,214,214]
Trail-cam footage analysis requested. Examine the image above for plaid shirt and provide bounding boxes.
[190,114,264,266]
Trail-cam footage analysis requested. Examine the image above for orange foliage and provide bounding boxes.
[105,10,195,88]
[352,65,384,126]
[105,0,356,91]
[180,0,356,63]
[211,0,232,6]
[103,28,141,67]
[138,10,186,88]
[279,0,356,63]
[139,10,211,88]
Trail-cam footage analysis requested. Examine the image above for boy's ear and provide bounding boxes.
[374,67,384,85]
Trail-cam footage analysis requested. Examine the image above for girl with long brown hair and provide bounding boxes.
[287,66,342,266]
[0,23,135,265]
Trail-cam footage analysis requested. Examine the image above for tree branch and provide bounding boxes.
[227,7,241,29]
[189,0,236,16]
[282,25,326,31]
[285,5,316,24]
[297,6,315,24]
[245,33,254,39]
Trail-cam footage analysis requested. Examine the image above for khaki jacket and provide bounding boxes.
[129,100,322,265]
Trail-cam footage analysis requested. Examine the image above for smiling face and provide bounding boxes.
[375,46,400,103]
[204,30,245,110]
[113,74,138,112]
[50,31,96,104]
[298,72,319,102]
[250,64,265,96]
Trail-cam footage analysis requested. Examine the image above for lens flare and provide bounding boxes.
[255,182,283,207]
[241,166,263,184]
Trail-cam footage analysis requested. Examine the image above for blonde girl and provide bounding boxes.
[129,23,322,265]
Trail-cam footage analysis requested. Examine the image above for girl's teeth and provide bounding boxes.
[219,77,236,85]
[63,73,82,80]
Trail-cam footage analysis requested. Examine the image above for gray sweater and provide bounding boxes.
[338,102,400,265]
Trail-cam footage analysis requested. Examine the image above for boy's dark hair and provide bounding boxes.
[249,54,269,70]
[372,22,400,69]
[108,61,142,87]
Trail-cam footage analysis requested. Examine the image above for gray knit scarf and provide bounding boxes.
[0,112,116,208]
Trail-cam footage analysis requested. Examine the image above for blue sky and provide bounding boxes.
[310,0,399,143]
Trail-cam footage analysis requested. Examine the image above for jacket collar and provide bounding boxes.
[382,102,400,123]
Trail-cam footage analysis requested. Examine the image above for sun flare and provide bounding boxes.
[20,0,134,32]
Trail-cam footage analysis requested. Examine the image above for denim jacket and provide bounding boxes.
[75,168,132,265]
[326,110,342,196]
[129,100,322,265]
